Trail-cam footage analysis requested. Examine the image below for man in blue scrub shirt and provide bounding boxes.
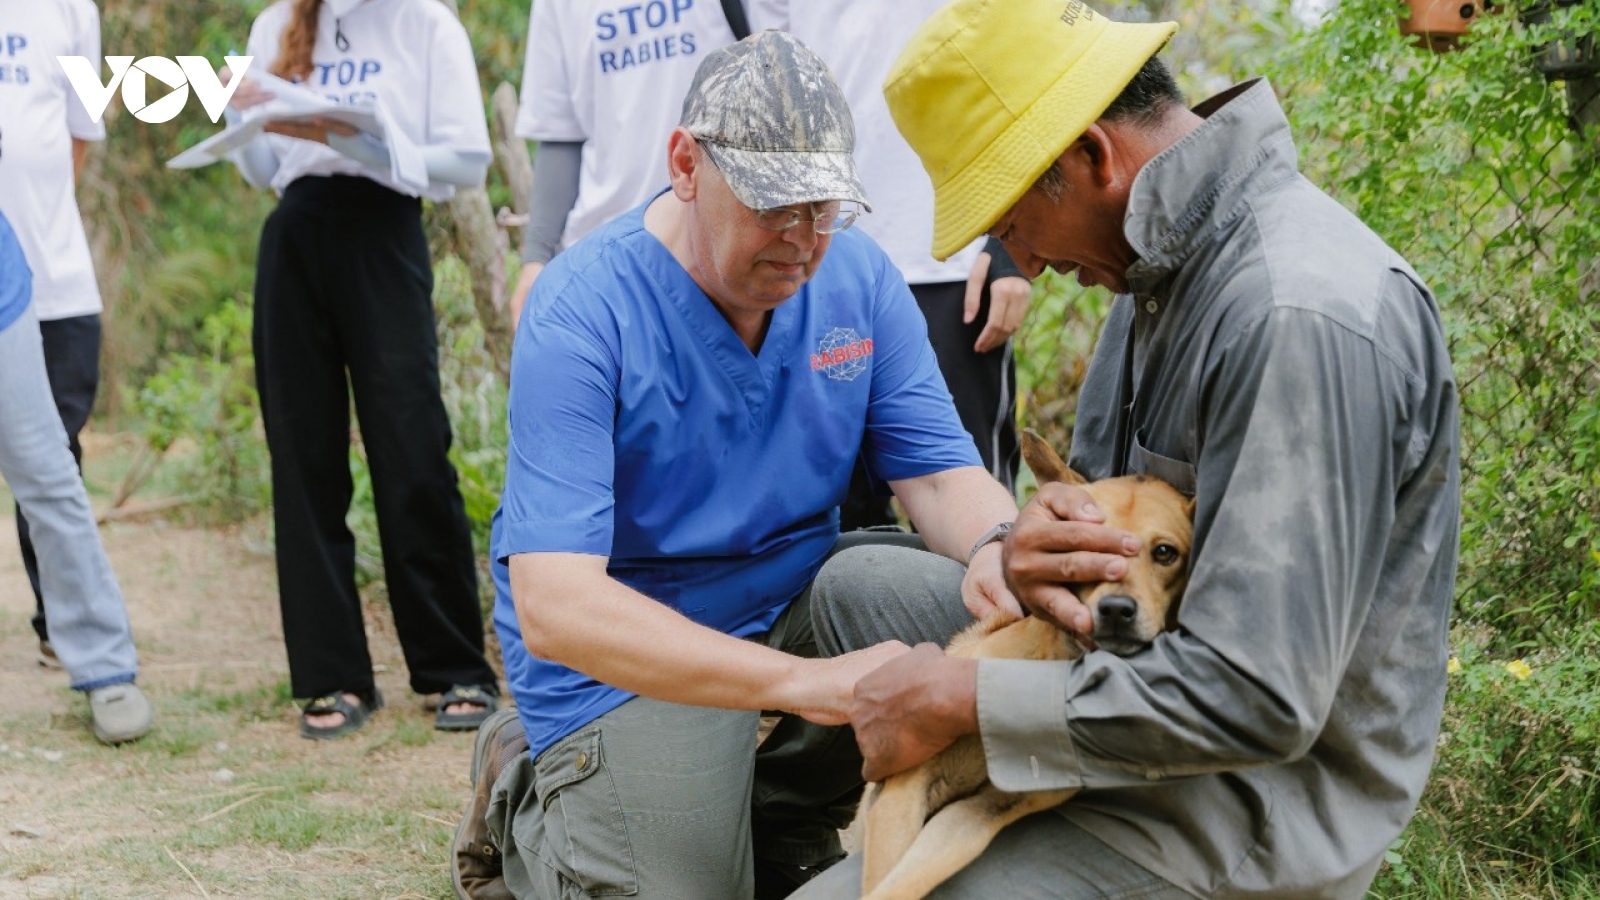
[451,31,1027,900]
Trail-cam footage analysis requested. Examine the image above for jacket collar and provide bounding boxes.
[1123,79,1301,297]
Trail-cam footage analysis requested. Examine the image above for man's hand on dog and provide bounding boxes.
[852,643,979,782]
[1004,481,1142,636]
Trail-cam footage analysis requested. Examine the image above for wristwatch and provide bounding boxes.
[966,521,1014,565]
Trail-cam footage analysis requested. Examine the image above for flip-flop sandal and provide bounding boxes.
[299,688,384,740]
[435,684,498,732]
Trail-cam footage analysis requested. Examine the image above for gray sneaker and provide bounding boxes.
[89,683,153,745]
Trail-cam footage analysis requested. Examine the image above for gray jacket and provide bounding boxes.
[976,79,1460,898]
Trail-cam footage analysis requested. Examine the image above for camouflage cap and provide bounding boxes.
[680,30,872,213]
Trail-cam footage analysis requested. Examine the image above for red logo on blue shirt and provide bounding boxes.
[811,327,873,381]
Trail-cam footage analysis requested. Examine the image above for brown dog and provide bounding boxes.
[859,430,1195,900]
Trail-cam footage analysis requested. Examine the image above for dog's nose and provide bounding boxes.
[1097,595,1139,629]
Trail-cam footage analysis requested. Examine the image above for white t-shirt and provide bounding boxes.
[749,0,983,286]
[0,0,105,320]
[515,0,738,249]
[245,0,491,202]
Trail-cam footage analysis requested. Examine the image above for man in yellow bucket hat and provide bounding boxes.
[795,1,1462,898]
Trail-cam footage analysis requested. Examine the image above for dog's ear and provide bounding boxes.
[1183,494,1197,521]
[1021,429,1086,487]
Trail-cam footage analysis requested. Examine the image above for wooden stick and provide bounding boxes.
[164,846,212,899]
[195,787,281,824]
[96,495,194,524]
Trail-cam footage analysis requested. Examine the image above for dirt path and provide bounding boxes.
[0,515,287,722]
[0,435,479,898]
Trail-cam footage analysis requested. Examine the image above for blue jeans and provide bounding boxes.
[16,312,102,642]
[0,304,138,690]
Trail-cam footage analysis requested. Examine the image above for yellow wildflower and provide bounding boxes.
[1505,659,1532,680]
[1447,657,1461,675]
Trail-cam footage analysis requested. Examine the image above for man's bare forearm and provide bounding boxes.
[893,465,1019,562]
[510,552,906,723]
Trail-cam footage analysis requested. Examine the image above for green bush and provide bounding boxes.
[131,251,507,609]
[1011,271,1112,461]
[1374,625,1600,897]
[133,297,271,517]
[431,254,510,548]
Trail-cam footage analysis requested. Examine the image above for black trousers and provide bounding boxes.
[16,313,102,643]
[253,175,495,701]
[914,278,1019,491]
[838,278,1020,532]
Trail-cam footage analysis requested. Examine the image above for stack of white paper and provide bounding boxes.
[167,69,428,195]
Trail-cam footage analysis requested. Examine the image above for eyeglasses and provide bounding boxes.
[695,142,862,235]
[752,202,862,235]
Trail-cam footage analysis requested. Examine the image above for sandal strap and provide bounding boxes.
[439,684,496,708]
[303,688,379,716]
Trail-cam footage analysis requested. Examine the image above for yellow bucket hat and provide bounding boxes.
[884,0,1177,260]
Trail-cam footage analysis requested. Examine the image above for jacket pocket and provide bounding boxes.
[1130,430,1197,496]
[521,728,639,897]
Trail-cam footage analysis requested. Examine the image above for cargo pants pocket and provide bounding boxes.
[515,728,639,897]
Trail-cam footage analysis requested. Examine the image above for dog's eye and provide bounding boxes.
[1152,543,1180,566]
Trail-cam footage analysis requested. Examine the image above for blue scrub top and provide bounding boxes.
[493,200,980,759]
[0,212,32,334]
